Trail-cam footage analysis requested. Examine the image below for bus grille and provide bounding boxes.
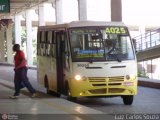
[108,76,124,86]
[87,76,125,94]
[88,77,106,82]
[108,76,124,82]
[108,88,125,93]
[88,77,106,87]
[88,76,124,86]
[89,89,106,94]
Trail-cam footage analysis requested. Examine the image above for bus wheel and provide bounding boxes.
[44,76,60,97]
[122,95,133,105]
[44,75,50,94]
[56,93,61,97]
[66,85,77,102]
[47,89,52,94]
[47,90,61,97]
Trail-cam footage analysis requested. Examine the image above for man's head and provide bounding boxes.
[13,44,20,52]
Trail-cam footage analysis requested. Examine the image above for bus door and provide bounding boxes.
[56,31,65,94]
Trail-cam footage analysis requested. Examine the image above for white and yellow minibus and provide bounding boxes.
[37,21,137,105]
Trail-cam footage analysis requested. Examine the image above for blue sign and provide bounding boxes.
[79,50,104,54]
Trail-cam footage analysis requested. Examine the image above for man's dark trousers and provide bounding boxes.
[14,67,36,96]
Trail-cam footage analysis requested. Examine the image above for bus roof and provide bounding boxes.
[38,21,126,30]
[68,21,125,27]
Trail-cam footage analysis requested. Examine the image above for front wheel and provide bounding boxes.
[66,85,77,102]
[122,95,134,105]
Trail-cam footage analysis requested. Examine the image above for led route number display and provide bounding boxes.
[105,27,127,34]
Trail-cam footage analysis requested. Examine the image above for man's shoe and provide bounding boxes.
[31,93,36,98]
[9,95,19,99]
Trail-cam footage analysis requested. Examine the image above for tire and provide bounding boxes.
[122,95,133,105]
[44,76,50,95]
[56,93,61,97]
[66,84,77,102]
[45,76,61,97]
[47,89,61,97]
[46,89,52,94]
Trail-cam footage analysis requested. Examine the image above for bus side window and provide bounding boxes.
[52,31,56,44]
[48,31,52,44]
[50,45,53,57]
[60,31,70,70]
[37,31,41,56]
[64,35,70,70]
[46,44,51,57]
[37,31,41,43]
[46,31,52,56]
[50,44,56,58]
[40,44,44,56]
[45,31,48,43]
[41,31,45,43]
[41,31,46,56]
[37,44,40,56]
[45,44,48,56]
[49,31,56,57]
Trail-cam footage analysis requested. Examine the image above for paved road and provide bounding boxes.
[77,87,160,114]
[1,65,160,115]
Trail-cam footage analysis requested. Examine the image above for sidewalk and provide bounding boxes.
[138,77,160,89]
[0,78,105,120]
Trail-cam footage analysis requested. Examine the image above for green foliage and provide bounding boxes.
[21,27,27,49]
[32,38,37,65]
[21,27,37,66]
[138,69,149,78]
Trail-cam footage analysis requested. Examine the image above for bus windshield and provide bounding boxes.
[69,27,135,62]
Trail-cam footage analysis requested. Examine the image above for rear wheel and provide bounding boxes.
[47,89,52,94]
[44,76,60,97]
[122,95,134,105]
[47,90,61,97]
[44,75,50,94]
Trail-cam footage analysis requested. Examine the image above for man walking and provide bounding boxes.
[10,44,36,98]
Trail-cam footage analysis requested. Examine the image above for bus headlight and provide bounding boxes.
[75,75,82,81]
[126,75,130,80]
[74,75,87,81]
[126,75,137,80]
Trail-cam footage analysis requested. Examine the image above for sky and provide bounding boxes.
[28,0,160,26]
[62,0,160,26]
[122,0,160,26]
[26,0,160,38]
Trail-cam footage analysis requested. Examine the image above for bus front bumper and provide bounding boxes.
[69,77,138,97]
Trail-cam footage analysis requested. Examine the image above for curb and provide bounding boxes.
[138,80,160,89]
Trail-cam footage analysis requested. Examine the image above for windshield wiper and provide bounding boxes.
[108,53,121,62]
